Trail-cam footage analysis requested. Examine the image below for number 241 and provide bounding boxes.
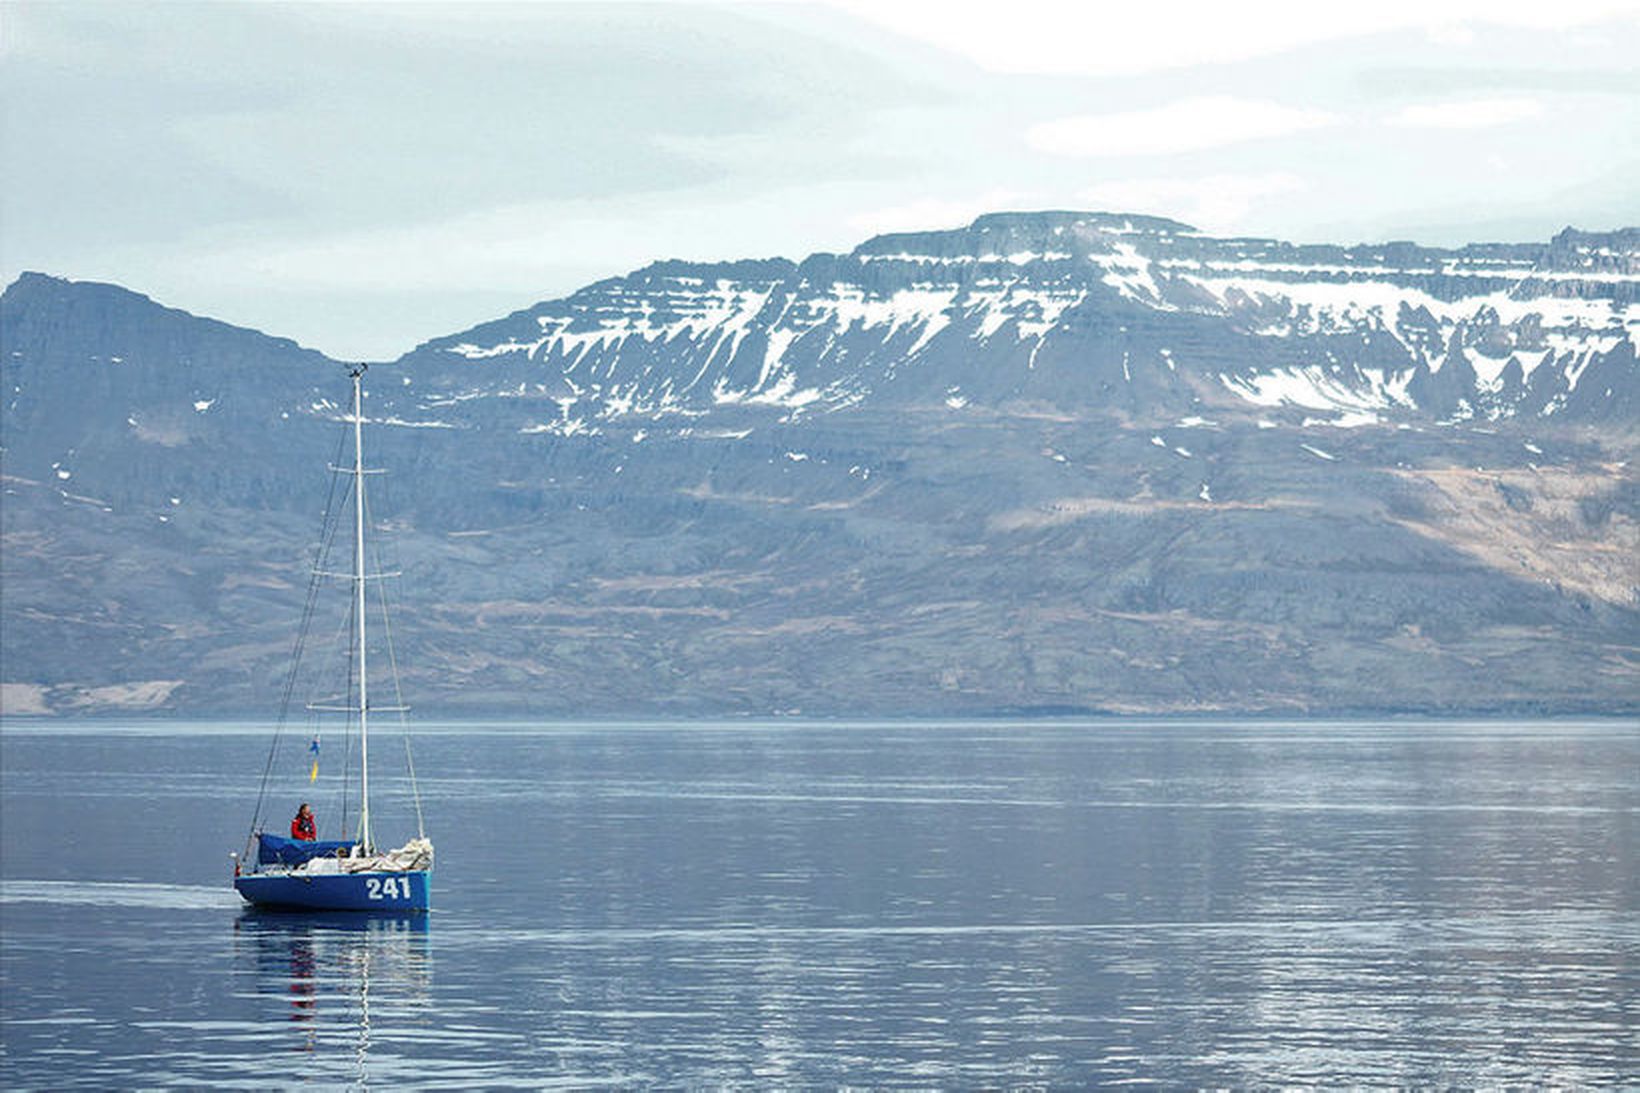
[366,876,410,900]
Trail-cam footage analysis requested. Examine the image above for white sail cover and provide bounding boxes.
[340,837,434,874]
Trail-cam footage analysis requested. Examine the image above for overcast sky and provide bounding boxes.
[3,1,1637,359]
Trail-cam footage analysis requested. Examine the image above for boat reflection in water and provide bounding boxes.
[233,911,431,1070]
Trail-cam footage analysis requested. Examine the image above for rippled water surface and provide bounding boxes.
[3,720,1637,1086]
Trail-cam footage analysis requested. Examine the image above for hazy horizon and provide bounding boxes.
[4,1,1636,358]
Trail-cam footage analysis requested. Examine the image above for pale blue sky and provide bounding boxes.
[3,1,1636,359]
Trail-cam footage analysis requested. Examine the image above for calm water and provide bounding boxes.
[1,720,1636,1087]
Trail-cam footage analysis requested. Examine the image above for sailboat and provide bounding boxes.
[233,366,433,911]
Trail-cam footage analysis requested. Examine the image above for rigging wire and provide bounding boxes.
[307,473,358,841]
[244,421,350,856]
[314,476,357,841]
[367,483,427,840]
[340,553,357,841]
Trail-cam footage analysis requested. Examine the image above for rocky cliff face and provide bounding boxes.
[405,212,1638,430]
[2,213,1636,718]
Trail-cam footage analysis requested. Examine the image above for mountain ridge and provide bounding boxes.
[2,212,1637,718]
[405,211,1639,433]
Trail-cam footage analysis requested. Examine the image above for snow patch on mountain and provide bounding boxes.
[410,213,1637,428]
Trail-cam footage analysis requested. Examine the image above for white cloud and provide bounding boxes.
[826,0,1640,76]
[1026,98,1336,158]
[1388,97,1547,129]
[1078,173,1308,233]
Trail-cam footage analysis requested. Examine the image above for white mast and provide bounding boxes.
[352,366,373,853]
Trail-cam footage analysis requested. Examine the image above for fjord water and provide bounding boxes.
[2,721,1635,1086]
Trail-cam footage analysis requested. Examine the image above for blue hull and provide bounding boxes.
[234,870,430,911]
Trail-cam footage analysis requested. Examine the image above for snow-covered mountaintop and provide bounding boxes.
[4,235,1636,719]
[407,212,1637,433]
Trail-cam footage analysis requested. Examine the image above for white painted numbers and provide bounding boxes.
[365,875,412,900]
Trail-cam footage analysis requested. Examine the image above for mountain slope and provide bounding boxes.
[2,214,1637,718]
[401,212,1639,432]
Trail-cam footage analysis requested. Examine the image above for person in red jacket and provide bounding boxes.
[291,803,316,841]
